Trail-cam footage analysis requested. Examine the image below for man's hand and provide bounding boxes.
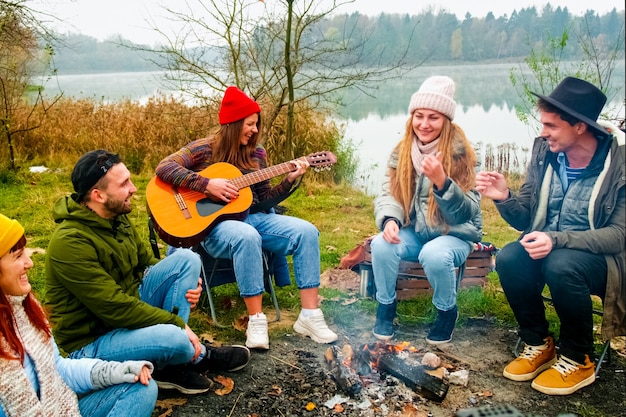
[476,171,509,201]
[382,220,401,244]
[185,324,202,361]
[520,231,553,260]
[186,278,202,309]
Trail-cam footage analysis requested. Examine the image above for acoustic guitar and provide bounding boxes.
[146,151,337,247]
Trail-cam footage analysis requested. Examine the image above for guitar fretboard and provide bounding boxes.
[230,157,305,190]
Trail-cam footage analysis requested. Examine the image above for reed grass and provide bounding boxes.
[2,95,593,351]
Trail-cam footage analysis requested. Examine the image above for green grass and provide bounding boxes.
[3,167,605,346]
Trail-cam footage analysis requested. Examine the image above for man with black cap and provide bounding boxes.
[45,150,251,395]
[476,77,625,395]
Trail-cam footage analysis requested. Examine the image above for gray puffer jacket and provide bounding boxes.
[374,138,483,244]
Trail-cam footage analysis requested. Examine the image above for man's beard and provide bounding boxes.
[104,197,132,216]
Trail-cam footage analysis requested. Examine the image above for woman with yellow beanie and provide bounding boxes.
[0,214,158,417]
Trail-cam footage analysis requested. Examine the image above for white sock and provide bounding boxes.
[300,308,321,318]
[250,312,266,319]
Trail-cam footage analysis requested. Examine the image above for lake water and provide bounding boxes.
[41,64,625,194]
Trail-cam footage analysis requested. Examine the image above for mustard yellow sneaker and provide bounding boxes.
[503,336,556,381]
[531,354,595,395]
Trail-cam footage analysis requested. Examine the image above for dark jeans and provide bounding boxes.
[496,241,607,363]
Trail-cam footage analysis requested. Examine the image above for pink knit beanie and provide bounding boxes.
[408,76,456,120]
[218,86,261,125]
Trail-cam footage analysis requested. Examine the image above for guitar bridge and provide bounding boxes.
[173,189,192,219]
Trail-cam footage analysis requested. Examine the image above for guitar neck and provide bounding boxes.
[231,158,304,190]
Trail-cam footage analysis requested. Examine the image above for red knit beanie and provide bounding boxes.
[218,86,261,125]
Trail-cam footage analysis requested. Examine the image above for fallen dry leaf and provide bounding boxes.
[268,385,282,396]
[234,314,249,331]
[198,333,216,345]
[333,403,344,412]
[326,245,337,251]
[305,402,316,411]
[155,398,188,417]
[213,375,234,396]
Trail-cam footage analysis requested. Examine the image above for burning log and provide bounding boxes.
[377,353,449,402]
[324,345,363,397]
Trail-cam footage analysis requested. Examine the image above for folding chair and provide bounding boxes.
[148,216,285,328]
[512,295,611,377]
[194,244,283,328]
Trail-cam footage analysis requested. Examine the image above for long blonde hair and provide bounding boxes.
[210,115,263,170]
[390,116,476,227]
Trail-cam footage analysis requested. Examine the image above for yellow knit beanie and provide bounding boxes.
[0,213,25,257]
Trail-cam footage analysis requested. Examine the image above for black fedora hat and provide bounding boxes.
[532,77,609,137]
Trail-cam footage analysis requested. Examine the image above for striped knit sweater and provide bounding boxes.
[155,137,295,209]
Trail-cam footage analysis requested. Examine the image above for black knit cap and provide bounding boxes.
[72,149,121,202]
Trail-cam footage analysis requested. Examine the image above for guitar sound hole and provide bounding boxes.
[196,198,227,216]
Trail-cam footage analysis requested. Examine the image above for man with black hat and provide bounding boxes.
[476,77,625,395]
[45,150,251,395]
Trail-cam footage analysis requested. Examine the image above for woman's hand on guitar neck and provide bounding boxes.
[205,178,239,203]
[286,158,309,183]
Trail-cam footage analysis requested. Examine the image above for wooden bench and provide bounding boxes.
[357,242,496,300]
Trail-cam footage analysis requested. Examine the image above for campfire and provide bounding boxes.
[325,341,453,403]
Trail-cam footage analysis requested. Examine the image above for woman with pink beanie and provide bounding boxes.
[370,76,483,344]
[155,86,338,350]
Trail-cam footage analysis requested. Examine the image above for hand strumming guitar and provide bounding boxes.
[205,177,239,203]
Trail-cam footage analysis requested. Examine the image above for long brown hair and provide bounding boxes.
[0,235,51,361]
[210,115,263,170]
[390,116,476,227]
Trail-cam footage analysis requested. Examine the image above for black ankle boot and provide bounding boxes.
[373,300,397,340]
[426,305,459,345]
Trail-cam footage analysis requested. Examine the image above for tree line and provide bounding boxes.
[50,5,625,74]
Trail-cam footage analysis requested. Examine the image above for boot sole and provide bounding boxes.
[373,331,394,341]
[503,357,557,382]
[156,380,212,395]
[531,373,595,395]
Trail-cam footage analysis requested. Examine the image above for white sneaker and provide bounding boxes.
[246,314,269,350]
[293,310,338,344]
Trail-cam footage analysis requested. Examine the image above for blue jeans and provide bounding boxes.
[496,241,607,363]
[68,249,201,368]
[79,380,158,417]
[201,212,321,297]
[370,230,472,310]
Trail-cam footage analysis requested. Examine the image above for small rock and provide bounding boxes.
[421,352,441,368]
[449,369,470,386]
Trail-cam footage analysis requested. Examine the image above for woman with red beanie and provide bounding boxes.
[0,213,157,417]
[155,86,338,350]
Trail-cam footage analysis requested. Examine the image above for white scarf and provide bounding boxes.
[0,296,81,417]
[410,134,440,175]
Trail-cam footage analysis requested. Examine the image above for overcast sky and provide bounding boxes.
[32,0,624,46]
